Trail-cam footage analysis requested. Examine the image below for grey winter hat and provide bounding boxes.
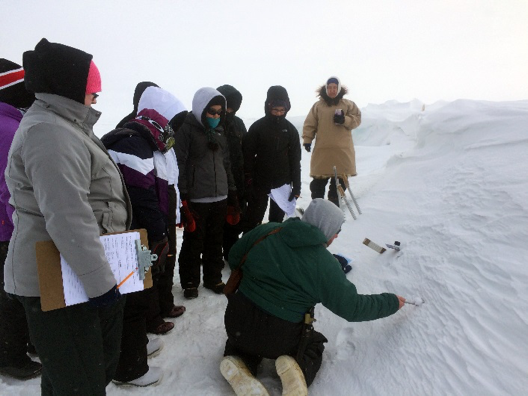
[191,87,225,127]
[302,198,344,241]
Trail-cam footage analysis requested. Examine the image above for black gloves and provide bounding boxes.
[244,174,254,201]
[88,284,121,308]
[289,186,301,202]
[333,109,345,125]
[303,143,311,152]
[333,254,352,274]
[179,201,196,232]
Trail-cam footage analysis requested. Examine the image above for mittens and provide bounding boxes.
[88,284,121,308]
[180,200,196,232]
[289,186,301,202]
[333,109,345,125]
[151,237,169,271]
[226,190,241,225]
[226,206,240,225]
[303,143,311,152]
[333,254,352,274]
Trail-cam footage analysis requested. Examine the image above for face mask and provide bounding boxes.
[206,117,221,129]
[136,116,175,153]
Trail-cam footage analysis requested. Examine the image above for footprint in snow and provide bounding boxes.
[335,327,356,360]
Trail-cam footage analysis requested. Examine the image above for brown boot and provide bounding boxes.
[148,321,174,335]
[204,282,225,294]
[163,305,186,318]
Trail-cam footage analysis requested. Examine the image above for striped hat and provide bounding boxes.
[0,58,34,108]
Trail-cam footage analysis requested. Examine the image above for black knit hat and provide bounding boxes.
[265,85,291,114]
[217,84,243,113]
[23,38,93,104]
[0,58,35,108]
[115,81,160,128]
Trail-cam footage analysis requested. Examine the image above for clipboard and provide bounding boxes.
[36,229,153,312]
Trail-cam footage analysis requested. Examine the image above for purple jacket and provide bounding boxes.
[0,102,22,241]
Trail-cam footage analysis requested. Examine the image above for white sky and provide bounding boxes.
[2,0,527,124]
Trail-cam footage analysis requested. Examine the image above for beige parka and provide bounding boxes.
[302,87,361,178]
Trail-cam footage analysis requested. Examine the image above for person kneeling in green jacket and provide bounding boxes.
[221,198,405,396]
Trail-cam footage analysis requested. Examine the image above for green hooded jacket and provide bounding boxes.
[229,218,399,323]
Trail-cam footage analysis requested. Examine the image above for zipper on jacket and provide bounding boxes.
[213,149,218,196]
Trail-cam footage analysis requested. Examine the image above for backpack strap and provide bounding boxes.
[224,227,282,296]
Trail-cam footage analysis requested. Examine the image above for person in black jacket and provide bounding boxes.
[241,86,301,233]
[216,85,248,261]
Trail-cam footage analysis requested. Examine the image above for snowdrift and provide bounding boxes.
[2,99,527,396]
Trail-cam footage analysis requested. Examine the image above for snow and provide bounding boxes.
[1,99,528,395]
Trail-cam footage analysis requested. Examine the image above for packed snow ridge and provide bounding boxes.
[2,99,527,396]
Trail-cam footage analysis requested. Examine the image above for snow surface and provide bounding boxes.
[1,99,527,395]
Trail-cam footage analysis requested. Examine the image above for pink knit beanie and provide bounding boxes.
[85,60,101,94]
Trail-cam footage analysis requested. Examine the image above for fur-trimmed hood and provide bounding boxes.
[317,85,348,106]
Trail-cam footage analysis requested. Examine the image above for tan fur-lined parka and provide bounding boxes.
[302,85,361,178]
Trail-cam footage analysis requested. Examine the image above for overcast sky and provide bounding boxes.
[2,0,527,127]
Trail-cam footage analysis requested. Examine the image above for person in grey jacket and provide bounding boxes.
[174,87,239,299]
[4,38,132,396]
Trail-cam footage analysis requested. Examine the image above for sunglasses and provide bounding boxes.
[207,108,223,116]
[136,116,176,151]
[92,93,99,100]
